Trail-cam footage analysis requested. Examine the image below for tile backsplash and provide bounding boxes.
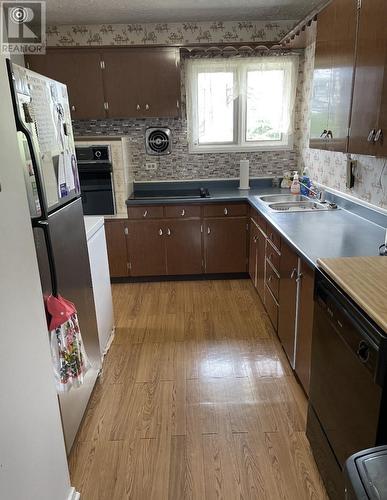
[73,115,298,181]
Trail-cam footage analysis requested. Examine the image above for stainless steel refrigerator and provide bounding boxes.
[7,61,101,453]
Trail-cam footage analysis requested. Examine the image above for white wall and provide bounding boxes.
[0,56,75,500]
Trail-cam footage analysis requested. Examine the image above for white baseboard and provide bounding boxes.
[67,487,80,500]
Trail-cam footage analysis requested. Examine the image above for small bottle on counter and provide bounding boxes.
[290,171,301,195]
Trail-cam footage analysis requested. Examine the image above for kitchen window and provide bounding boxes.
[186,56,299,153]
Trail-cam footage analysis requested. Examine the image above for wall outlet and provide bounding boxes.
[145,162,157,171]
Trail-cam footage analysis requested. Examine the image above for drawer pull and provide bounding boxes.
[143,210,148,217]
[166,228,171,236]
[224,208,228,216]
[71,105,76,112]
[181,209,185,216]
[136,104,141,111]
[145,104,150,111]
[158,229,163,236]
[207,227,211,234]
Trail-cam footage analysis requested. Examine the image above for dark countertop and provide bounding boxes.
[126,184,386,268]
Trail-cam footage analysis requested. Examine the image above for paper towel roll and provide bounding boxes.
[239,159,250,190]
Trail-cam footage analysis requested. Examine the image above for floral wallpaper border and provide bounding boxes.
[46,20,295,47]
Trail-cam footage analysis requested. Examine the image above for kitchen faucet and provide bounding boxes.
[299,182,326,202]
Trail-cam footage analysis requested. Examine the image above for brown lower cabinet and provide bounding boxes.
[104,219,129,278]
[165,220,202,275]
[278,240,299,366]
[249,207,315,396]
[127,220,167,277]
[106,203,248,278]
[295,261,315,395]
[249,216,267,302]
[256,225,267,302]
[249,221,259,285]
[204,218,248,274]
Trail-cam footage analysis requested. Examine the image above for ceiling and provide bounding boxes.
[46,0,325,25]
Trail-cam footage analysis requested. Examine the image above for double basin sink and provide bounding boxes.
[257,194,338,213]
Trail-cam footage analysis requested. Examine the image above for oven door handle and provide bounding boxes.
[77,168,112,174]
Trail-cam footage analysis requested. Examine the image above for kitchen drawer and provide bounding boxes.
[266,243,280,273]
[127,205,164,219]
[267,224,281,252]
[266,260,280,301]
[251,209,267,234]
[165,205,201,218]
[203,203,248,218]
[265,284,279,331]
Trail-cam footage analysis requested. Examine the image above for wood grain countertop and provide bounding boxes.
[318,256,387,333]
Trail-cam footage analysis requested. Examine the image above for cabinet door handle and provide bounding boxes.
[124,227,128,236]
[145,104,150,110]
[158,229,163,236]
[181,209,185,216]
[367,129,376,142]
[143,210,148,217]
[290,268,297,279]
[268,275,273,283]
[207,227,211,234]
[166,228,171,236]
[71,105,76,112]
[374,129,383,143]
[136,104,141,111]
[320,129,328,138]
[326,130,333,139]
[253,235,258,243]
[296,272,303,283]
[224,207,228,216]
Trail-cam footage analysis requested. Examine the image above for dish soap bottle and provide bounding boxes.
[290,171,300,195]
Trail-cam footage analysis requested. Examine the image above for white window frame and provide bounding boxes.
[186,56,298,154]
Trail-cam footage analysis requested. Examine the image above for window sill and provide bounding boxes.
[188,143,294,154]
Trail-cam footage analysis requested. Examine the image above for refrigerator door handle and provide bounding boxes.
[34,220,58,297]
[6,59,47,219]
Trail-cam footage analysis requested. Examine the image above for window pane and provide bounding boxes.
[246,70,284,142]
[198,72,234,144]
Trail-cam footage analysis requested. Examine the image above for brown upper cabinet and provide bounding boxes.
[25,50,106,120]
[310,0,357,152]
[101,47,181,118]
[310,0,387,156]
[26,47,181,119]
[348,0,387,156]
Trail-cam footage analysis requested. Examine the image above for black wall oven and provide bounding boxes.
[307,270,387,499]
[75,145,115,216]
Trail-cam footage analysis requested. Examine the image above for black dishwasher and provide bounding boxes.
[307,270,387,500]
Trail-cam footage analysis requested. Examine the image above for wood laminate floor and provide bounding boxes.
[69,279,328,500]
